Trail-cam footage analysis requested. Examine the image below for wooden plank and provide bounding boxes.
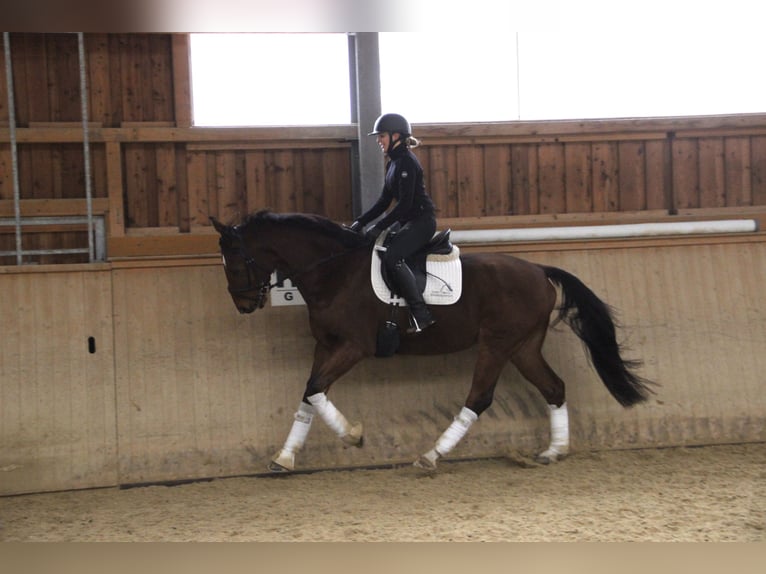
[321,148,352,220]
[0,144,12,200]
[149,34,173,122]
[22,34,50,123]
[9,35,31,125]
[245,150,267,215]
[175,144,189,232]
[672,138,700,209]
[108,233,218,258]
[185,150,207,229]
[644,140,668,210]
[537,143,566,214]
[105,141,125,236]
[618,141,646,211]
[60,143,86,200]
[509,143,538,215]
[125,143,156,227]
[591,141,619,212]
[120,35,143,122]
[268,150,297,212]
[49,34,81,122]
[426,145,458,218]
[483,144,512,216]
[215,151,242,224]
[417,114,766,138]
[456,145,485,217]
[299,149,324,215]
[698,137,726,208]
[750,136,766,206]
[0,197,110,216]
[0,35,7,124]
[155,142,178,227]
[723,137,752,207]
[564,142,592,213]
[86,34,112,127]
[107,35,125,126]
[171,34,192,128]
[0,125,357,143]
[205,152,217,221]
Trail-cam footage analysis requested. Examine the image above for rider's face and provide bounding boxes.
[376,132,400,153]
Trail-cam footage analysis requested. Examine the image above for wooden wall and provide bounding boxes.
[2,33,766,263]
[0,266,117,493]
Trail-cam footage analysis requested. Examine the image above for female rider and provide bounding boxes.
[350,113,436,333]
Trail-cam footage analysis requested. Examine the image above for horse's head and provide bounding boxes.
[211,216,274,314]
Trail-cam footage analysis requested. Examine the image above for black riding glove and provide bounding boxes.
[349,220,364,233]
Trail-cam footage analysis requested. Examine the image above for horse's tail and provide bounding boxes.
[542,265,656,407]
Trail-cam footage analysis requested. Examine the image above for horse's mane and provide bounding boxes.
[239,210,368,248]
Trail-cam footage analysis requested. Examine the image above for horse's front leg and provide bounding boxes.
[269,340,365,472]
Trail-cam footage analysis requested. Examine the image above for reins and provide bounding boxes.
[224,226,366,306]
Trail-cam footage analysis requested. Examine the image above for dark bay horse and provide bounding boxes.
[211,210,655,472]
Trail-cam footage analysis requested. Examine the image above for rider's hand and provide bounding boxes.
[365,226,382,241]
[348,220,363,233]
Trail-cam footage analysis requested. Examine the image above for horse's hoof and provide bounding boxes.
[342,422,364,447]
[269,450,295,472]
[535,449,567,465]
[413,449,439,471]
[267,461,291,473]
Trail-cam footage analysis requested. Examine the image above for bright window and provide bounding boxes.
[379,32,519,123]
[190,33,351,126]
[190,32,765,126]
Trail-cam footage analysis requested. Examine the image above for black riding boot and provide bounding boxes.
[392,260,436,334]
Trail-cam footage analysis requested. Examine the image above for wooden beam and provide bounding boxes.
[171,34,193,128]
[108,233,219,259]
[0,125,358,143]
[0,198,110,217]
[105,141,125,236]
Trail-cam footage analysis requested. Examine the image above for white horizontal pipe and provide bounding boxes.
[450,219,758,244]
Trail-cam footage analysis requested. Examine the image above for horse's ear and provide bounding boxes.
[210,216,229,235]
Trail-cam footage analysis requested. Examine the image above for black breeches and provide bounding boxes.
[382,214,436,272]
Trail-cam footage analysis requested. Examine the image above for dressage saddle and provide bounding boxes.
[376,227,454,295]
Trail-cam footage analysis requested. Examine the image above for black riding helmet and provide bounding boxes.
[368,113,412,137]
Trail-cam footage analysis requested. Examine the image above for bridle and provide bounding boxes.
[220,236,277,310]
[220,228,361,309]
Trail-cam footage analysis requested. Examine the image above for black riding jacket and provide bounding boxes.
[356,143,435,231]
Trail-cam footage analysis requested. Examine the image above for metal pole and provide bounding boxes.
[3,32,22,265]
[77,32,95,262]
[351,32,383,216]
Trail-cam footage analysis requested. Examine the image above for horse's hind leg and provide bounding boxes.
[414,344,505,471]
[510,336,569,464]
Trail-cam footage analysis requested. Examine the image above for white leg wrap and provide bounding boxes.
[540,402,569,460]
[271,402,315,471]
[435,406,478,457]
[282,402,315,453]
[414,407,478,471]
[307,392,352,438]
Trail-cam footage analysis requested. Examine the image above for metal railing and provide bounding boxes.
[2,32,101,265]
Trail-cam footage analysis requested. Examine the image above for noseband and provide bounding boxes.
[220,227,359,309]
[220,236,276,309]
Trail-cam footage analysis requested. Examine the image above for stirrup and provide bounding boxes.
[407,314,436,334]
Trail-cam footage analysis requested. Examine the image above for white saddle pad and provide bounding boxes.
[370,231,462,306]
